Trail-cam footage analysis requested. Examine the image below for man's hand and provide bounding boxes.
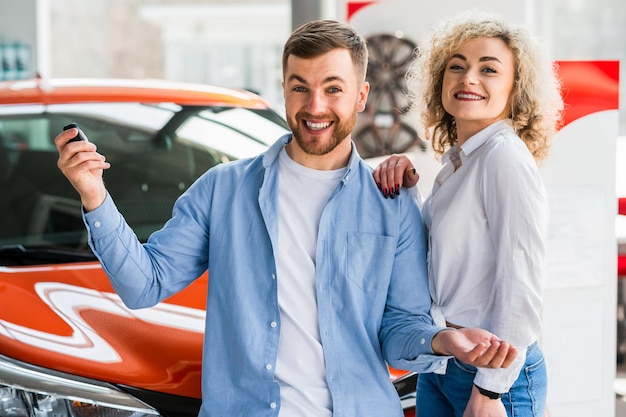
[432,327,518,368]
[462,385,507,417]
[55,126,110,211]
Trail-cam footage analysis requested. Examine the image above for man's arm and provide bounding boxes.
[378,190,517,371]
[56,126,209,309]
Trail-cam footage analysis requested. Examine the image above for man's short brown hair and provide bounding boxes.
[282,19,368,82]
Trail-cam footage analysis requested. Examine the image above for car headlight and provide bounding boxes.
[0,354,160,417]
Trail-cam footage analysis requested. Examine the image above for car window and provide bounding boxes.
[0,103,288,265]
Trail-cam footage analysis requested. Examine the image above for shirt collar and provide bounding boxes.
[263,133,360,183]
[458,119,514,158]
[263,133,292,167]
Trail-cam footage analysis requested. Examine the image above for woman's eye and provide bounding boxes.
[482,67,497,74]
[449,64,464,71]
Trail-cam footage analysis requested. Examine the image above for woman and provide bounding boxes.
[373,12,563,417]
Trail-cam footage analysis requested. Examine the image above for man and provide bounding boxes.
[56,19,515,417]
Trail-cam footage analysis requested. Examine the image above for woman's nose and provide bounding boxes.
[459,70,478,85]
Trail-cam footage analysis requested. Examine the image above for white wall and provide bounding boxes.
[140,3,291,112]
[341,0,529,42]
[540,110,618,417]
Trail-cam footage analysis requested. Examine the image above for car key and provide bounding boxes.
[63,123,87,143]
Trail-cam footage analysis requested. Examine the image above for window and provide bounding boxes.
[0,102,287,264]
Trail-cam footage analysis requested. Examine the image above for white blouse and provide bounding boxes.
[422,119,549,393]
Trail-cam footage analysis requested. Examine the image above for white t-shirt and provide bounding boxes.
[274,148,346,417]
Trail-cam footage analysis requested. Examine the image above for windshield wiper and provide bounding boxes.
[0,244,97,265]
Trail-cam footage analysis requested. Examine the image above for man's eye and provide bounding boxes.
[293,86,307,92]
[328,87,341,93]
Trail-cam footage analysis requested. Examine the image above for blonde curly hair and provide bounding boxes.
[406,11,564,163]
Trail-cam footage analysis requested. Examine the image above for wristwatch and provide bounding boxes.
[474,384,504,400]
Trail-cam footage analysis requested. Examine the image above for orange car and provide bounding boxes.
[0,78,416,417]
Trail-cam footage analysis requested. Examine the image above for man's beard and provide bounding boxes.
[288,112,357,156]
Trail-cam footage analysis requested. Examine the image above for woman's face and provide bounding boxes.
[441,36,515,142]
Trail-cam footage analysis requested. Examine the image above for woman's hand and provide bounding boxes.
[372,154,419,198]
[432,328,518,368]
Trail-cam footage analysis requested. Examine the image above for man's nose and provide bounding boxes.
[306,90,327,114]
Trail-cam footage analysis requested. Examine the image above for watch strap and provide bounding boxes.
[474,383,503,399]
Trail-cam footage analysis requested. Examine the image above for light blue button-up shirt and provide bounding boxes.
[85,134,447,417]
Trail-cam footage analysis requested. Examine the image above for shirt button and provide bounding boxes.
[270,321,277,328]
[265,364,272,370]
[269,402,277,409]
[420,338,426,345]
[94,221,101,228]
[272,274,276,280]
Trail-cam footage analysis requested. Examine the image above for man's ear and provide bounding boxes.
[357,81,370,113]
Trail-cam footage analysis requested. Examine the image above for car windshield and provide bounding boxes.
[0,102,288,266]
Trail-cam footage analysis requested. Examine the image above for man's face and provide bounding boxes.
[283,48,369,158]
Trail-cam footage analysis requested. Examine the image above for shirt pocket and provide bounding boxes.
[346,232,396,291]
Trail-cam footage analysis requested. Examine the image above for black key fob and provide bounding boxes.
[63,123,87,143]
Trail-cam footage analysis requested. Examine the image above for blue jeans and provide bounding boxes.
[416,342,547,417]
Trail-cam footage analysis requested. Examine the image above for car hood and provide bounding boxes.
[0,262,207,398]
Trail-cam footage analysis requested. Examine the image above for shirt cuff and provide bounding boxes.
[83,192,121,239]
[473,345,528,393]
[394,353,451,374]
